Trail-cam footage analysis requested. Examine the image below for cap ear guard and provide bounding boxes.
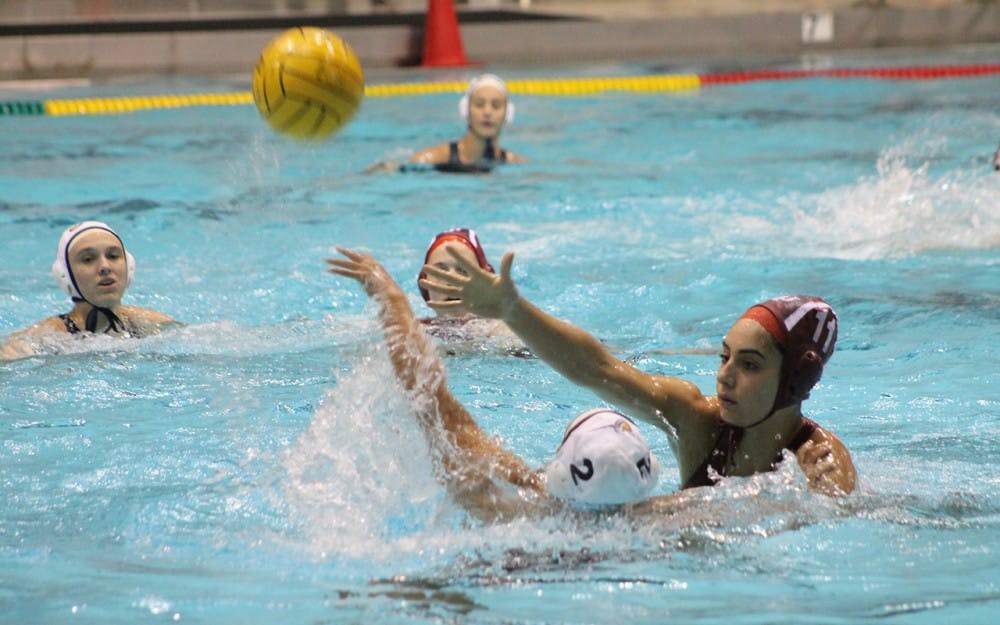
[774,350,824,409]
[52,257,80,300]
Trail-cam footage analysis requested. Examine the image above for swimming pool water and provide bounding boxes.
[1,44,998,624]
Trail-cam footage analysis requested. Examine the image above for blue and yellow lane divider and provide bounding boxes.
[1,65,997,117]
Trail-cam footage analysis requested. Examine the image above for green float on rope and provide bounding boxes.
[0,101,44,116]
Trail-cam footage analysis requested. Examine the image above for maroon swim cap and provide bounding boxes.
[417,228,494,302]
[740,295,838,413]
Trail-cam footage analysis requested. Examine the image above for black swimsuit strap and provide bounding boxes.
[433,140,502,174]
[485,144,508,163]
[449,140,499,164]
[62,309,138,336]
[483,142,508,163]
[447,141,461,165]
[59,313,81,335]
[452,140,506,165]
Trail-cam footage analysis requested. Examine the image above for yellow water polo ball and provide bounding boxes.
[252,27,365,140]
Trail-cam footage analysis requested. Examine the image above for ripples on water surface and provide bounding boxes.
[1,45,998,624]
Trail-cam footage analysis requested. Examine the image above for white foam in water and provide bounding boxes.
[276,327,570,566]
[789,141,1000,260]
[281,340,441,560]
[275,329,556,568]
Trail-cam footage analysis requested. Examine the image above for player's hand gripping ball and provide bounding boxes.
[252,27,365,140]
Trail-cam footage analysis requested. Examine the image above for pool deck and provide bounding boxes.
[0,1,997,80]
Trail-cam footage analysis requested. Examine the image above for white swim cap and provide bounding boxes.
[459,73,515,125]
[544,409,660,506]
[51,221,135,301]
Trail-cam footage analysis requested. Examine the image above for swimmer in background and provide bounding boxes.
[328,247,689,521]
[416,228,526,355]
[0,221,176,360]
[366,73,526,174]
[993,142,1000,171]
[420,248,857,497]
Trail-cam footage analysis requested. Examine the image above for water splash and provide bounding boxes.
[789,141,999,260]
[281,337,452,563]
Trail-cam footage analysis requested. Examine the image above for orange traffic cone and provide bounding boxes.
[421,0,470,67]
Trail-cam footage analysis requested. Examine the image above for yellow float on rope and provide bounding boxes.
[43,92,254,116]
[10,74,702,117]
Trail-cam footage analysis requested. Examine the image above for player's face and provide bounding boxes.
[467,85,507,139]
[716,319,783,425]
[67,229,128,308]
[425,243,479,316]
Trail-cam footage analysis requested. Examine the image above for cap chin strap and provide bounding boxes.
[744,407,780,430]
[744,386,802,429]
[745,358,819,429]
[65,251,127,335]
[743,355,812,429]
[744,387,808,430]
[85,306,126,333]
[73,296,125,333]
